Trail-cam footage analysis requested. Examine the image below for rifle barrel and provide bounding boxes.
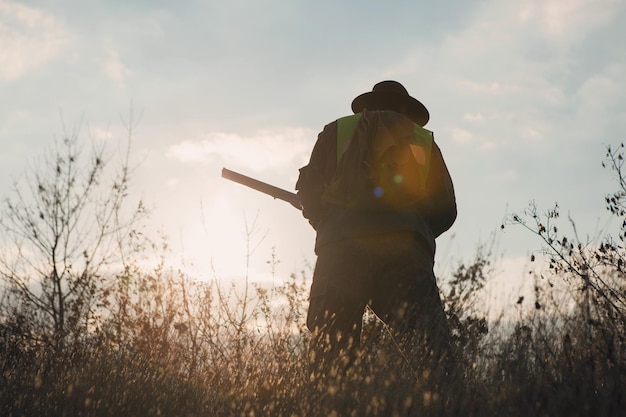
[221,168,301,210]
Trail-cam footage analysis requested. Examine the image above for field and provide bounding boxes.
[1,139,624,416]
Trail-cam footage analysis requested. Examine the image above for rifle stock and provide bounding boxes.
[221,168,301,210]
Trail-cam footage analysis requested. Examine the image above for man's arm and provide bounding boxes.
[296,122,337,229]
[424,141,457,238]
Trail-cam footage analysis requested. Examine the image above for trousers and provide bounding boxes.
[307,231,452,370]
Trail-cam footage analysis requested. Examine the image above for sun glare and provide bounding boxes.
[170,193,249,281]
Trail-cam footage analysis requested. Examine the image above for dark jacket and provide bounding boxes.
[296,111,457,254]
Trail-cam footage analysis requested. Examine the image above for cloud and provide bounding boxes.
[464,113,485,123]
[519,126,544,142]
[449,127,499,151]
[576,63,626,114]
[88,125,114,142]
[0,1,69,82]
[519,0,620,40]
[449,127,474,145]
[166,127,315,172]
[165,178,180,188]
[460,80,525,96]
[101,46,131,83]
[417,0,624,154]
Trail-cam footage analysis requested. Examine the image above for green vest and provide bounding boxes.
[335,112,434,202]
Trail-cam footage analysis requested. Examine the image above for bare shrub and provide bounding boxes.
[0,120,147,350]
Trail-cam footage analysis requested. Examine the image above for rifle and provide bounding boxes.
[221,168,302,210]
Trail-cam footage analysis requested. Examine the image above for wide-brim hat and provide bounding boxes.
[351,80,430,126]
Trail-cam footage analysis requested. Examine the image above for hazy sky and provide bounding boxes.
[2,0,626,293]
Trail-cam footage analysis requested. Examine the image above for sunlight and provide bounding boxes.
[168,193,249,281]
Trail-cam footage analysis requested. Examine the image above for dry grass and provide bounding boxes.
[1,139,625,416]
[1,257,624,417]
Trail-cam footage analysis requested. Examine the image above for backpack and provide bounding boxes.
[323,110,433,210]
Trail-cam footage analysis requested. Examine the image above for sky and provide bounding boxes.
[1,0,626,303]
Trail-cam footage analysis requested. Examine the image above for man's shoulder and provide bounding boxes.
[336,113,360,123]
[318,117,347,138]
[322,114,360,129]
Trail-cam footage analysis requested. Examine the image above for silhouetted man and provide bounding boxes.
[296,81,457,375]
